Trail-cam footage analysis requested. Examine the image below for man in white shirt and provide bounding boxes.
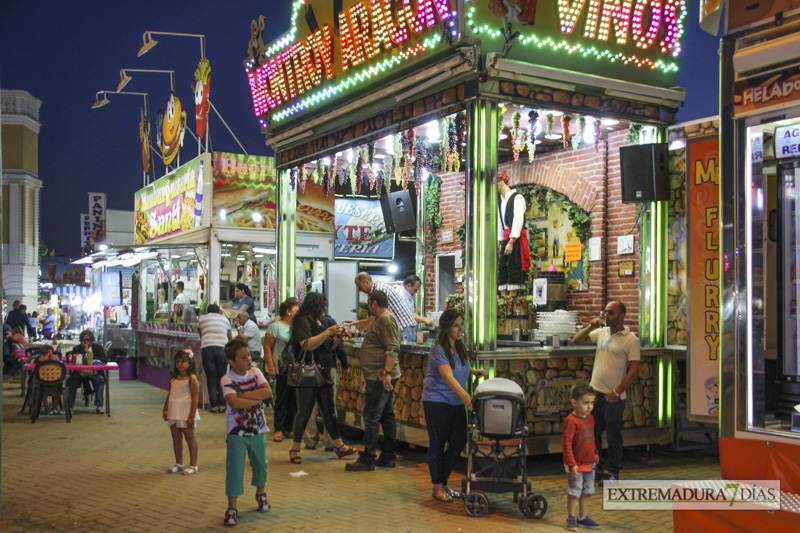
[230,311,262,362]
[573,301,641,485]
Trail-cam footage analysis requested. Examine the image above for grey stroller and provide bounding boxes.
[461,378,547,518]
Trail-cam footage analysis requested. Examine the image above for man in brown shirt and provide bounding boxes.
[345,290,400,472]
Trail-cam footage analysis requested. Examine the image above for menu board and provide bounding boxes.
[134,157,204,244]
[101,271,122,307]
[211,152,277,229]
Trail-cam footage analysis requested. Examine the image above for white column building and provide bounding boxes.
[2,89,43,309]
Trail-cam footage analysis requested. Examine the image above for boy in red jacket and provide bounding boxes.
[562,383,601,531]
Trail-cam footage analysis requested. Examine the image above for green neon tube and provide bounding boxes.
[666,355,673,422]
[657,357,664,425]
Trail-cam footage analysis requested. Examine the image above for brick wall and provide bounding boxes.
[424,129,641,335]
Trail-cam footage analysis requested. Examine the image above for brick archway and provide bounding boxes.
[499,149,599,213]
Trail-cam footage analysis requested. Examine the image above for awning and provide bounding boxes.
[54,286,96,297]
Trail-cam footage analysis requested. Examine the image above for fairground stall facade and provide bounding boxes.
[246,0,689,453]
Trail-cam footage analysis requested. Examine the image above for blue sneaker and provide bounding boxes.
[566,516,578,531]
[577,516,600,529]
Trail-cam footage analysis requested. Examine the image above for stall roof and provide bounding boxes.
[71,244,207,268]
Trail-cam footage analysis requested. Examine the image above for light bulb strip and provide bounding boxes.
[466,0,685,72]
[270,35,441,123]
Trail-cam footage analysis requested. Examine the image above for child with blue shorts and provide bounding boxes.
[562,383,601,531]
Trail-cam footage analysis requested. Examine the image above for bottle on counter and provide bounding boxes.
[87,347,94,365]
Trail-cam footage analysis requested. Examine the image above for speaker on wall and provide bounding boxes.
[620,143,670,203]
[380,190,417,234]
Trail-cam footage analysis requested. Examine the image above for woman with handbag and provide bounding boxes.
[288,293,357,464]
[263,297,299,442]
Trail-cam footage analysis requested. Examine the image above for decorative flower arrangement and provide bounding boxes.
[446,292,464,312]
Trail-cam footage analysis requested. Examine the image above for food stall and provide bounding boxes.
[680,1,800,529]
[248,0,689,453]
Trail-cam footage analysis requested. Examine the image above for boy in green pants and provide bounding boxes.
[221,338,273,526]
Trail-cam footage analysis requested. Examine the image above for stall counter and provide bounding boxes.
[337,341,673,454]
[135,329,202,391]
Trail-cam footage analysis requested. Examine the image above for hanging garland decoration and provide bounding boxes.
[368,141,376,190]
[457,112,466,171]
[404,128,416,192]
[382,148,393,193]
[376,171,384,196]
[626,123,644,145]
[414,141,428,193]
[394,134,403,187]
[526,110,539,163]
[446,118,457,171]
[439,117,449,172]
[349,147,359,194]
[511,111,526,162]
[335,152,345,186]
[424,174,443,254]
[545,113,555,136]
[594,128,603,153]
[322,159,331,198]
[576,117,586,147]
[289,167,297,190]
[561,115,572,150]
[299,164,307,193]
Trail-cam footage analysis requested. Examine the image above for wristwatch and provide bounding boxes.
[382,369,390,376]
[612,389,621,399]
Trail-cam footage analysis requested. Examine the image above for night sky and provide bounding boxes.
[0,1,721,258]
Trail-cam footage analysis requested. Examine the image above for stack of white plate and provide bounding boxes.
[534,310,581,342]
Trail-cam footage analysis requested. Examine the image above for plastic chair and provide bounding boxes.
[30,359,71,423]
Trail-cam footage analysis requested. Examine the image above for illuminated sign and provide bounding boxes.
[775,124,800,159]
[212,152,277,229]
[468,0,686,87]
[246,0,455,125]
[134,157,204,244]
[334,197,394,259]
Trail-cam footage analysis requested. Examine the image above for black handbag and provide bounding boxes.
[286,348,325,388]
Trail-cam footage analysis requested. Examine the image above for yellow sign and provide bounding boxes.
[564,242,582,263]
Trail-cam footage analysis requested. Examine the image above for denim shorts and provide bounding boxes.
[566,469,596,496]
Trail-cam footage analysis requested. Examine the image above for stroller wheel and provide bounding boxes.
[464,491,489,517]
[520,494,547,519]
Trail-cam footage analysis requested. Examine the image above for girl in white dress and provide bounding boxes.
[163,349,200,475]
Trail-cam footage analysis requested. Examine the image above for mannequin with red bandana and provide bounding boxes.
[497,170,530,296]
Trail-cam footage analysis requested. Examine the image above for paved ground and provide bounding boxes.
[1,375,720,532]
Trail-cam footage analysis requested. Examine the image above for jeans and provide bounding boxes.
[594,392,625,478]
[401,326,416,345]
[423,400,467,485]
[293,384,341,443]
[358,378,397,464]
[201,346,228,408]
[273,373,297,434]
[303,369,338,448]
[67,372,105,407]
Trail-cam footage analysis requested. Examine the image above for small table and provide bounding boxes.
[23,362,119,417]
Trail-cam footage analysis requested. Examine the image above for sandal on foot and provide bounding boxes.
[256,493,271,513]
[289,450,302,464]
[432,489,453,502]
[167,464,183,473]
[182,465,199,475]
[224,508,238,527]
[445,487,462,499]
[333,444,357,459]
[273,431,284,442]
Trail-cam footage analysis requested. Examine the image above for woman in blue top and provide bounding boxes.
[422,308,485,503]
[223,283,256,324]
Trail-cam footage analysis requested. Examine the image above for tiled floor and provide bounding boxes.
[1,376,721,532]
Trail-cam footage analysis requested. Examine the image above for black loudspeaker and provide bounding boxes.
[620,143,670,202]
[380,190,417,233]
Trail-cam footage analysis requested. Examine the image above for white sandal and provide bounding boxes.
[182,465,199,475]
[167,464,183,473]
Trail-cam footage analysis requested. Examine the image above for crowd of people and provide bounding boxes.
[181,277,641,529]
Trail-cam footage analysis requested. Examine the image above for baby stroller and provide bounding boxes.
[461,378,547,519]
